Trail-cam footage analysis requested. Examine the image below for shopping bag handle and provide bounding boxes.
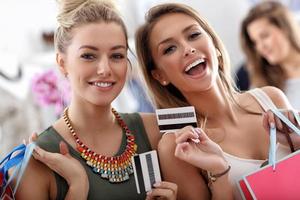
[13,142,35,193]
[0,144,26,166]
[0,144,26,183]
[1,143,35,197]
[269,109,300,170]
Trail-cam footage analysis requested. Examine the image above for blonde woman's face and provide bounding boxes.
[62,22,128,106]
[149,13,219,95]
[247,18,291,65]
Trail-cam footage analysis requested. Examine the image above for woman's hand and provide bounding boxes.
[263,109,300,150]
[27,132,89,200]
[174,126,228,174]
[146,181,177,200]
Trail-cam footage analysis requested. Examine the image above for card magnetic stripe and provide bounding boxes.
[146,154,155,187]
[133,155,146,194]
[157,112,195,120]
[158,122,197,131]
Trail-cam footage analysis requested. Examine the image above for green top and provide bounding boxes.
[36,113,152,200]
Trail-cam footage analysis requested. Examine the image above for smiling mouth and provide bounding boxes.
[88,81,115,88]
[184,58,207,76]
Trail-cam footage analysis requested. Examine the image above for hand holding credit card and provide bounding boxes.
[131,150,162,194]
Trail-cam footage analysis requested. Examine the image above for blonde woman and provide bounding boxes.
[16,0,178,199]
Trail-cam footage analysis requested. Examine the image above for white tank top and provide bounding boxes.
[225,88,290,200]
[285,78,300,110]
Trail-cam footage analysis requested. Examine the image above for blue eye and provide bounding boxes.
[111,53,125,60]
[163,46,176,55]
[81,53,96,60]
[189,32,201,40]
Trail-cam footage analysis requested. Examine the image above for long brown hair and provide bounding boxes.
[240,1,300,90]
[135,3,236,110]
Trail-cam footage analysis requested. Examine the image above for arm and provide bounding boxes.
[261,86,292,109]
[158,133,210,200]
[32,142,89,200]
[173,127,233,200]
[261,86,300,149]
[15,157,53,200]
[140,113,161,150]
[140,113,178,200]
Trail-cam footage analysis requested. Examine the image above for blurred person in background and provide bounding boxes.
[240,1,300,110]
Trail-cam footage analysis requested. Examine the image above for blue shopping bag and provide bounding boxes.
[0,143,35,200]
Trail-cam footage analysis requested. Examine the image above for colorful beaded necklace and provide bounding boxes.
[63,108,137,183]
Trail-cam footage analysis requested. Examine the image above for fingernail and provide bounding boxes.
[195,128,201,134]
[192,131,199,138]
[147,190,152,195]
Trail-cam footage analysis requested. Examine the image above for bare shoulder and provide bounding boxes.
[157,133,210,200]
[260,86,292,109]
[158,133,177,152]
[15,157,55,200]
[139,113,161,150]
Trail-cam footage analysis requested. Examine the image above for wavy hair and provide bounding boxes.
[240,1,300,90]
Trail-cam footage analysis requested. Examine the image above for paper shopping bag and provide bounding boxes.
[238,150,300,200]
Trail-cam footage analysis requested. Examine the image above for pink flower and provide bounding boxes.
[31,69,70,115]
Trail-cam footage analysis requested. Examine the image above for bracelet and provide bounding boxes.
[208,165,231,184]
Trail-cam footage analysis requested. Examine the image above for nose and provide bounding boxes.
[97,56,111,77]
[184,46,196,57]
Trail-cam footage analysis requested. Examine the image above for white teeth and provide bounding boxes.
[93,82,112,88]
[185,58,205,72]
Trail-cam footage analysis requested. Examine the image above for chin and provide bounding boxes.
[88,95,117,107]
[265,55,281,65]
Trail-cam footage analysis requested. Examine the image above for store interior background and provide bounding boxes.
[0,0,299,156]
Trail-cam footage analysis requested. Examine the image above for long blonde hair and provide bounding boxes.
[240,1,300,90]
[54,0,129,53]
[135,3,236,110]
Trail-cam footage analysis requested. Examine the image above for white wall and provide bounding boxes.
[0,0,252,72]
[0,0,57,58]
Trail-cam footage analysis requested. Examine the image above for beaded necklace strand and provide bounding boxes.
[63,108,137,183]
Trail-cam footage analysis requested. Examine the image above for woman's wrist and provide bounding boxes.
[66,178,89,200]
[207,161,233,200]
[206,157,230,183]
[208,165,231,184]
[66,173,89,200]
[209,157,229,174]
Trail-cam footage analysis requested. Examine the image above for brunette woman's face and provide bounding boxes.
[247,18,291,65]
[149,13,219,95]
[58,22,128,106]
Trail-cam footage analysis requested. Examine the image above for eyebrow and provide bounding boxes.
[79,45,98,51]
[157,24,199,47]
[79,45,126,51]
